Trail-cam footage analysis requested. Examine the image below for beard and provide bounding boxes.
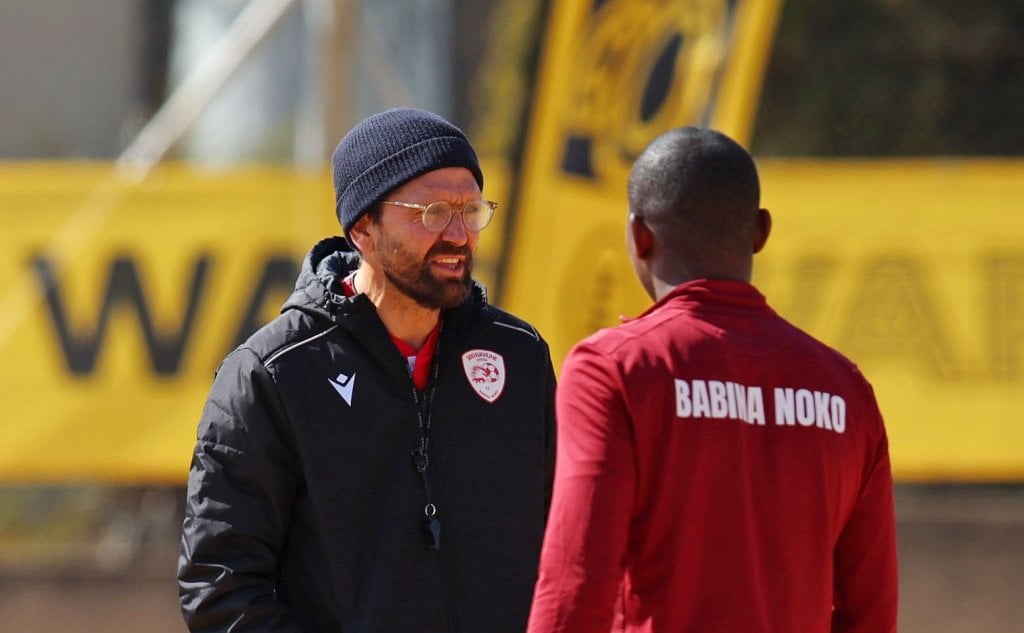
[375,233,474,309]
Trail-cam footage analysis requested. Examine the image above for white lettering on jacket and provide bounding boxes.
[674,380,846,434]
[675,379,766,425]
[774,387,846,433]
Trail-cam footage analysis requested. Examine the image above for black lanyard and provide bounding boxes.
[409,338,443,550]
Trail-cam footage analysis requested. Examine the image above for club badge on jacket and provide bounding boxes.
[462,350,506,403]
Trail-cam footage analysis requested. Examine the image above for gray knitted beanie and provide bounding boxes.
[332,108,483,238]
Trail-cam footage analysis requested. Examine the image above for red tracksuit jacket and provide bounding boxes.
[528,279,897,633]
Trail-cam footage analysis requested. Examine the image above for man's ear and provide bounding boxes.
[347,215,375,254]
[628,213,654,260]
[752,208,772,254]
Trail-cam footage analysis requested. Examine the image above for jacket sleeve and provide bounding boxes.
[178,348,306,633]
[528,342,634,632]
[831,402,899,633]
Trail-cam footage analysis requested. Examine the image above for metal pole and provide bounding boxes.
[295,0,357,166]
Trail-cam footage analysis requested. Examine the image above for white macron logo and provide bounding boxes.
[328,372,356,406]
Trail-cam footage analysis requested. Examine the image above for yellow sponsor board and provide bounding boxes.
[2,0,1021,485]
[0,163,330,482]
[0,163,509,482]
[502,0,1024,480]
[505,0,780,344]
[755,160,1024,481]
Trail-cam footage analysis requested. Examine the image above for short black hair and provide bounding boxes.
[628,126,760,253]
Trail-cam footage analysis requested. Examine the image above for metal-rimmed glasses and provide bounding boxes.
[382,199,498,232]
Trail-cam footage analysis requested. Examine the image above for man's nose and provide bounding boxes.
[441,210,469,245]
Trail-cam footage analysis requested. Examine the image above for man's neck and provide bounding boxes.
[355,268,440,349]
[651,259,752,301]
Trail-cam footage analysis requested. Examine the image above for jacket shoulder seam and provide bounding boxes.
[265,324,339,367]
[493,320,539,341]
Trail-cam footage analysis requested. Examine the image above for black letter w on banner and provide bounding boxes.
[30,254,211,377]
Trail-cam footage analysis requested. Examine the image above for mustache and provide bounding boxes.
[427,243,473,259]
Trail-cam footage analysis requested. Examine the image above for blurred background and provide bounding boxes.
[1,0,1022,630]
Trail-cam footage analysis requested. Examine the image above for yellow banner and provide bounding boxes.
[0,164,326,482]
[505,0,781,358]
[0,163,509,482]
[3,0,1021,483]
[756,160,1024,481]
[502,0,1024,481]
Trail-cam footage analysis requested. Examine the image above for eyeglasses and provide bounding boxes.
[382,199,497,232]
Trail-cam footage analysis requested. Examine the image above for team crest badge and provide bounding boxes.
[461,349,506,403]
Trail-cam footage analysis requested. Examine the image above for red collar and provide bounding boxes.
[340,272,357,297]
[342,272,441,390]
[390,320,442,391]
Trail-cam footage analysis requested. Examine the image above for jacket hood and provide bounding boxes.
[282,236,361,319]
[281,236,489,321]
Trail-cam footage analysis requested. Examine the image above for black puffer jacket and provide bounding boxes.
[179,237,556,632]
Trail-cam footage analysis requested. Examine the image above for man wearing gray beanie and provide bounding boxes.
[180,108,556,633]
